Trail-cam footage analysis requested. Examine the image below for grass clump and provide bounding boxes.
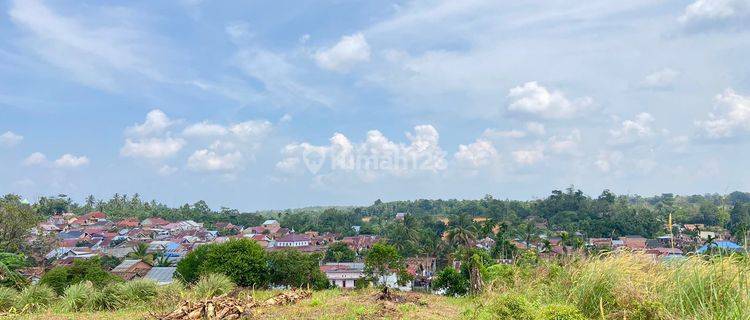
[193,273,236,299]
[0,286,18,311]
[488,292,536,320]
[90,284,126,311]
[62,281,96,312]
[15,284,55,312]
[537,303,586,320]
[119,279,159,304]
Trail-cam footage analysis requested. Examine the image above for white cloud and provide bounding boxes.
[229,120,272,140]
[8,0,163,90]
[512,145,545,165]
[187,149,242,172]
[609,112,655,144]
[679,0,750,24]
[126,109,175,137]
[525,122,546,136]
[120,137,186,159]
[548,129,581,154]
[454,139,498,167]
[696,89,750,138]
[182,122,228,137]
[507,82,593,119]
[0,131,23,147]
[277,125,447,180]
[640,68,679,89]
[54,154,89,168]
[280,114,293,123]
[314,32,371,72]
[157,165,178,176]
[595,151,623,173]
[482,129,526,139]
[23,152,47,166]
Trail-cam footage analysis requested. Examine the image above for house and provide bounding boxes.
[147,241,181,257]
[395,212,407,221]
[341,235,381,252]
[117,218,140,229]
[589,238,613,248]
[273,234,311,247]
[262,220,281,233]
[145,267,177,285]
[699,231,718,240]
[697,241,743,253]
[111,259,152,280]
[475,237,496,250]
[683,224,705,232]
[620,236,647,250]
[321,263,365,289]
[141,217,170,227]
[243,234,271,247]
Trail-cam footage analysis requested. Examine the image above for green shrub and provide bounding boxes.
[119,279,159,304]
[0,286,18,311]
[62,281,96,312]
[15,284,55,312]
[153,282,186,311]
[193,273,236,299]
[89,284,125,311]
[485,264,516,287]
[177,239,268,287]
[538,303,586,320]
[267,250,330,289]
[40,258,122,295]
[432,267,469,296]
[489,293,536,320]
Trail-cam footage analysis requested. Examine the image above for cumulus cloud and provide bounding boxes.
[695,89,750,138]
[609,112,655,145]
[482,129,526,139]
[157,165,178,176]
[679,0,750,24]
[0,131,23,147]
[595,151,623,173]
[454,139,498,168]
[507,82,593,119]
[640,68,680,89]
[525,122,546,136]
[277,125,447,180]
[182,122,228,137]
[53,154,89,168]
[126,109,175,137]
[120,137,186,159]
[548,129,581,154]
[229,120,273,140]
[187,149,242,172]
[314,33,371,72]
[23,152,47,166]
[512,145,545,165]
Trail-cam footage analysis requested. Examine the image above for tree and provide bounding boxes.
[432,267,468,296]
[177,239,268,287]
[0,252,28,288]
[324,242,356,262]
[39,257,122,294]
[364,243,406,287]
[127,243,153,265]
[267,250,329,289]
[0,195,40,253]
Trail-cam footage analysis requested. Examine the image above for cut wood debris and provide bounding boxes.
[151,289,312,319]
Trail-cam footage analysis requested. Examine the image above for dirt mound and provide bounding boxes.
[152,289,312,319]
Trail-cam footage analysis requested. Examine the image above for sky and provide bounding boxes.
[1,0,750,210]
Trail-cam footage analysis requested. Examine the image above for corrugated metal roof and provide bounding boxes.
[111,259,142,272]
[145,267,176,284]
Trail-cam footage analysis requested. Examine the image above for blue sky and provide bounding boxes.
[1,0,750,210]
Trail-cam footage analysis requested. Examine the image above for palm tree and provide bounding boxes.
[703,234,718,255]
[128,242,153,264]
[540,239,553,260]
[153,250,172,267]
[560,231,571,256]
[448,226,476,247]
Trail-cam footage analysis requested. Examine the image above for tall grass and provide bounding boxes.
[0,286,17,311]
[119,279,159,304]
[15,284,55,312]
[478,252,750,320]
[192,273,236,299]
[62,281,96,312]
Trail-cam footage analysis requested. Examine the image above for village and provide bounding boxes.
[23,210,743,291]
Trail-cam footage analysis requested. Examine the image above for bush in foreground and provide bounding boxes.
[193,273,236,299]
[0,286,17,311]
[15,284,55,312]
[62,281,96,312]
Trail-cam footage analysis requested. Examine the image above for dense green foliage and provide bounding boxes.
[267,250,330,289]
[432,267,468,296]
[324,242,356,262]
[363,243,407,286]
[39,258,122,295]
[0,195,40,253]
